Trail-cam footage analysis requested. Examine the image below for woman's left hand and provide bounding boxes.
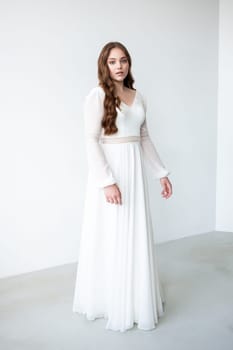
[160,177,173,199]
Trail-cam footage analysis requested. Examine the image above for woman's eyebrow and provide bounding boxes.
[108,56,127,60]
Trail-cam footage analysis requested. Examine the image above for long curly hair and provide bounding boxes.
[97,41,136,135]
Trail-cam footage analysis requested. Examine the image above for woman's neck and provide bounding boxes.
[113,81,126,95]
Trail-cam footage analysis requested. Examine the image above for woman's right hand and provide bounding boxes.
[103,183,122,205]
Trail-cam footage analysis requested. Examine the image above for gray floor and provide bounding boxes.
[0,231,233,350]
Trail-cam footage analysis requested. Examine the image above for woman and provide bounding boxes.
[72,41,173,332]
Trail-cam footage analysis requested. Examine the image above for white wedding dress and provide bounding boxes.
[72,86,170,332]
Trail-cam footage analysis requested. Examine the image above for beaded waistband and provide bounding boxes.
[100,136,141,144]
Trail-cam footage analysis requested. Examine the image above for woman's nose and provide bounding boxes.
[116,61,122,68]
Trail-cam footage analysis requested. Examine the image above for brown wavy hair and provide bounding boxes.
[97,41,136,135]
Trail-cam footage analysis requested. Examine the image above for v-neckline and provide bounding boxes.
[120,90,137,108]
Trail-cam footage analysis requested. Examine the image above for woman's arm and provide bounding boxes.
[84,87,117,188]
[140,95,171,180]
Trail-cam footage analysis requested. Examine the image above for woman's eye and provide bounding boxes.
[109,59,127,65]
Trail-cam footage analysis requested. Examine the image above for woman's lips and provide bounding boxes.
[116,72,123,75]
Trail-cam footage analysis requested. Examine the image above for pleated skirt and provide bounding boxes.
[72,140,166,332]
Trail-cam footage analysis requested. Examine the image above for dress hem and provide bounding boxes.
[72,300,166,332]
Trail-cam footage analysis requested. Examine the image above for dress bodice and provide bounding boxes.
[96,87,146,138]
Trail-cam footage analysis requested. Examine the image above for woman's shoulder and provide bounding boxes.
[86,85,105,99]
[135,88,144,100]
[135,89,147,111]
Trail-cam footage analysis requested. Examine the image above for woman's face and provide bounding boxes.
[106,47,129,82]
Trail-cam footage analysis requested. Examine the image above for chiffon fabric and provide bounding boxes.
[72,86,170,332]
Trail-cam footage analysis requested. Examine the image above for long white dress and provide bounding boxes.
[72,86,170,332]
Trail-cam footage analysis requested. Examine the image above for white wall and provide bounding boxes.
[216,0,233,231]
[0,0,219,278]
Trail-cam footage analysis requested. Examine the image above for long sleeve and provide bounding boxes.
[84,87,117,188]
[140,95,171,180]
